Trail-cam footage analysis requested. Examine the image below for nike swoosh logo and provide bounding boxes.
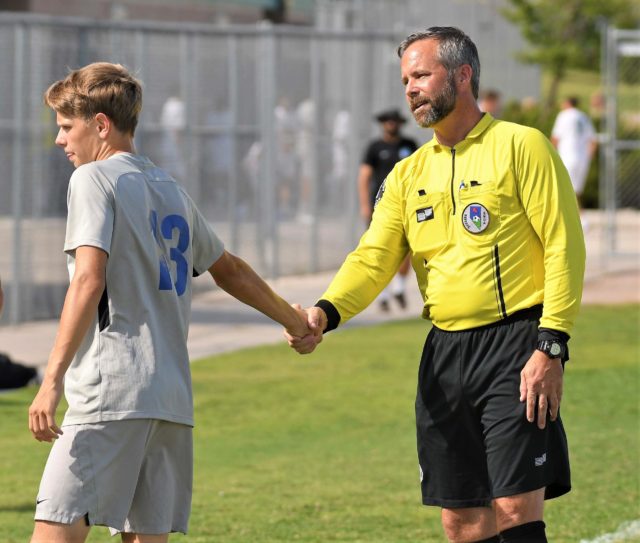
[36,498,48,505]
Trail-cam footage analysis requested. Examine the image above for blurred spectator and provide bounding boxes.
[330,109,351,203]
[551,97,597,217]
[478,89,502,117]
[159,94,186,180]
[358,108,418,312]
[274,97,299,217]
[589,91,605,131]
[203,100,233,213]
[296,98,316,222]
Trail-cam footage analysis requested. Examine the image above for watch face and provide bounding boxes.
[550,342,562,357]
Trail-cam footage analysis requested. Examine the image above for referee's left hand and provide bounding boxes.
[519,350,564,429]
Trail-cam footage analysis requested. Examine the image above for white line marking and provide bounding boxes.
[580,520,640,543]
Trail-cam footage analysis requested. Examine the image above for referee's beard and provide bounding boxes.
[411,72,457,128]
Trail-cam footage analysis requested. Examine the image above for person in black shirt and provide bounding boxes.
[358,108,418,311]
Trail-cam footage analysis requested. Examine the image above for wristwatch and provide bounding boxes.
[537,339,567,360]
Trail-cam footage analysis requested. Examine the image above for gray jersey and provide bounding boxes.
[62,153,224,426]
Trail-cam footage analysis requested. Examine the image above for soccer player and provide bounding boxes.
[287,27,585,542]
[551,96,598,213]
[358,109,418,311]
[29,62,311,543]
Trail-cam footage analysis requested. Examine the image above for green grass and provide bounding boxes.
[1,305,638,542]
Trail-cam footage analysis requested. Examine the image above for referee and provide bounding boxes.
[288,27,585,543]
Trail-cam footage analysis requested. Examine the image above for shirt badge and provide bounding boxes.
[416,207,434,222]
[462,203,490,233]
[374,180,386,208]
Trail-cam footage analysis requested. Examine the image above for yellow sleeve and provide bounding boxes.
[516,128,586,334]
[320,167,409,325]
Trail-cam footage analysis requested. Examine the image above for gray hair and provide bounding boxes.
[397,27,480,99]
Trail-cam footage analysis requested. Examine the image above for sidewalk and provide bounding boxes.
[0,210,638,368]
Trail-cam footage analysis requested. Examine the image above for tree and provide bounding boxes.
[502,0,640,112]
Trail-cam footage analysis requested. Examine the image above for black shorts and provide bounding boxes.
[415,306,571,508]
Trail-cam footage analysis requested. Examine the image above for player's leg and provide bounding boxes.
[114,420,192,537]
[440,506,498,542]
[398,253,411,276]
[494,488,546,541]
[121,533,168,543]
[392,255,411,308]
[31,517,90,543]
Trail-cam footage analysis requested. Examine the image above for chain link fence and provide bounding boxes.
[601,26,640,257]
[0,10,541,324]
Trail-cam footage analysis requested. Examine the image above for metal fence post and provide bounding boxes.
[257,22,279,279]
[309,34,321,273]
[604,24,618,257]
[10,23,27,324]
[228,33,240,254]
[347,35,365,249]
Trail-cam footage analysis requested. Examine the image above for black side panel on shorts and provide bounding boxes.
[98,286,110,332]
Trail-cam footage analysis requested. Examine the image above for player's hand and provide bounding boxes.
[284,305,326,355]
[29,375,64,442]
[285,304,314,339]
[519,350,564,429]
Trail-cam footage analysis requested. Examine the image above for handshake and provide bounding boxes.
[283,304,328,355]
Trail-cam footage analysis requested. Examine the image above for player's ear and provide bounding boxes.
[94,112,111,139]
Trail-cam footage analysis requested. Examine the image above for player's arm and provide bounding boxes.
[209,251,311,339]
[0,274,4,316]
[29,245,107,442]
[357,163,374,221]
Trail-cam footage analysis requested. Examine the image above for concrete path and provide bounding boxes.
[1,209,638,368]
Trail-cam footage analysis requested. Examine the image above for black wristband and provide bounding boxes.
[314,299,341,332]
[537,327,570,344]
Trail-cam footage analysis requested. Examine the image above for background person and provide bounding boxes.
[358,108,418,311]
[29,62,310,543]
[551,96,598,219]
[288,26,585,543]
[478,88,502,117]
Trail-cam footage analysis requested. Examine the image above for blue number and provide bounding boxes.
[150,210,190,296]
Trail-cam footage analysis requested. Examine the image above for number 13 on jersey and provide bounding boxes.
[149,210,190,296]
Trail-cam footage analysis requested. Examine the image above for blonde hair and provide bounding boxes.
[44,62,142,136]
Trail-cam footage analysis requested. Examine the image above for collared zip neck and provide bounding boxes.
[450,148,457,215]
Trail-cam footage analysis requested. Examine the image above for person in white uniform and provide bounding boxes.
[551,96,597,207]
[28,62,312,543]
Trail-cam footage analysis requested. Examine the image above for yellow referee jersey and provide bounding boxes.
[321,113,585,333]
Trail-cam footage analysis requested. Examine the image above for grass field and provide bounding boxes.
[1,305,638,542]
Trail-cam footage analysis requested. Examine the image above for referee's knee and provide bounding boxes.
[494,488,544,530]
[441,507,497,543]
